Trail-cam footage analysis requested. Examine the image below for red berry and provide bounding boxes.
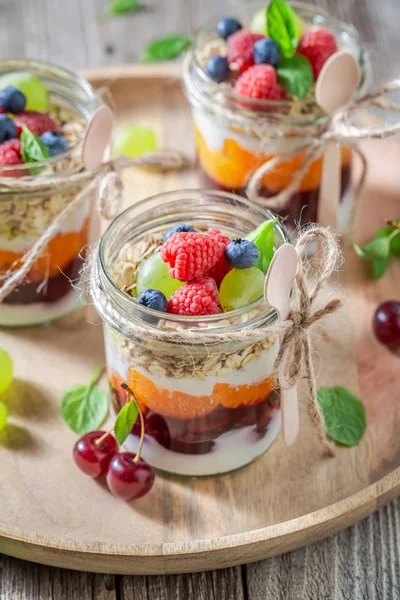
[297,28,338,80]
[235,64,288,105]
[0,139,28,178]
[206,229,232,285]
[106,452,155,500]
[168,277,222,316]
[14,110,58,136]
[73,431,118,478]
[227,30,264,73]
[160,231,226,281]
[373,301,400,351]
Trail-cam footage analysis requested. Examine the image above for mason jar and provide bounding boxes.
[0,58,101,327]
[90,189,288,477]
[183,1,368,231]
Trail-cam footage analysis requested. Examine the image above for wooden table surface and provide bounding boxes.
[0,0,399,598]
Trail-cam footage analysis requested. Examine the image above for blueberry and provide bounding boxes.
[0,114,17,143]
[216,16,242,40]
[205,55,230,83]
[40,131,69,156]
[253,38,281,66]
[137,289,168,312]
[0,86,27,114]
[225,239,259,269]
[163,223,196,242]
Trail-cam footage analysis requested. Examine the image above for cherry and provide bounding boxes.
[373,301,400,352]
[106,452,155,500]
[73,431,118,478]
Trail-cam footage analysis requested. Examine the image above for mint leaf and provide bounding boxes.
[372,257,390,279]
[246,218,277,274]
[21,124,50,175]
[277,56,313,99]
[61,366,108,435]
[353,236,391,261]
[267,0,299,59]
[114,400,138,445]
[104,0,141,14]
[317,386,366,447]
[141,35,192,62]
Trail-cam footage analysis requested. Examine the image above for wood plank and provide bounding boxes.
[120,569,245,600]
[0,554,117,600]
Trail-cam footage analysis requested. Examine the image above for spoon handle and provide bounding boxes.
[317,141,341,229]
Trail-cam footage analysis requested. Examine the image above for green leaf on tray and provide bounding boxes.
[277,55,313,99]
[61,365,108,435]
[267,0,299,59]
[246,218,278,274]
[352,223,400,278]
[141,35,192,62]
[317,386,366,447]
[20,124,50,175]
[104,0,141,15]
[114,400,138,445]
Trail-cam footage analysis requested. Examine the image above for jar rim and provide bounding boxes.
[0,58,100,179]
[95,189,289,335]
[185,0,369,122]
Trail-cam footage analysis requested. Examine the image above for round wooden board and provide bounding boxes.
[0,65,399,575]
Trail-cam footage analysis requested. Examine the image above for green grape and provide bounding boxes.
[0,71,49,112]
[0,401,8,431]
[219,267,265,312]
[113,124,158,159]
[250,8,267,34]
[137,252,184,299]
[0,349,13,394]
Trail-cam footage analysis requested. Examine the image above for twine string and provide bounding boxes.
[0,150,188,303]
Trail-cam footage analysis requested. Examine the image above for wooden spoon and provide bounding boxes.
[316,51,360,228]
[264,243,299,446]
[82,105,114,171]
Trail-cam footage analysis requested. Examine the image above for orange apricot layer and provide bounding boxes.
[0,217,89,283]
[127,369,277,421]
[195,125,352,192]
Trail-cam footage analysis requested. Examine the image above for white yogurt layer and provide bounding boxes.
[0,287,84,327]
[104,334,279,397]
[194,108,299,155]
[124,408,281,476]
[0,199,91,253]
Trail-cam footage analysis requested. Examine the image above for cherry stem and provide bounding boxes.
[120,382,145,463]
[91,366,106,389]
[94,426,114,447]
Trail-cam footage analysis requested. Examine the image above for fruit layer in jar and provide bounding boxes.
[186,1,361,230]
[0,71,90,326]
[103,218,285,476]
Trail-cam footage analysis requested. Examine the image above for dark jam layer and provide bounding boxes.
[111,382,280,455]
[2,256,84,305]
[198,163,351,230]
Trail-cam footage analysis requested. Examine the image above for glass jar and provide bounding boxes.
[183,1,368,232]
[91,189,288,477]
[0,59,101,327]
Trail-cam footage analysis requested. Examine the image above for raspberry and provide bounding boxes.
[297,28,338,80]
[206,229,232,285]
[235,64,288,104]
[0,139,28,177]
[13,110,58,136]
[168,277,222,316]
[227,31,264,73]
[160,231,226,282]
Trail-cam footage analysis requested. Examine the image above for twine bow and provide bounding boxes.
[0,150,188,303]
[246,79,400,212]
[90,224,341,455]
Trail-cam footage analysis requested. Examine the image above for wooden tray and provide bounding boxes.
[0,64,399,575]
